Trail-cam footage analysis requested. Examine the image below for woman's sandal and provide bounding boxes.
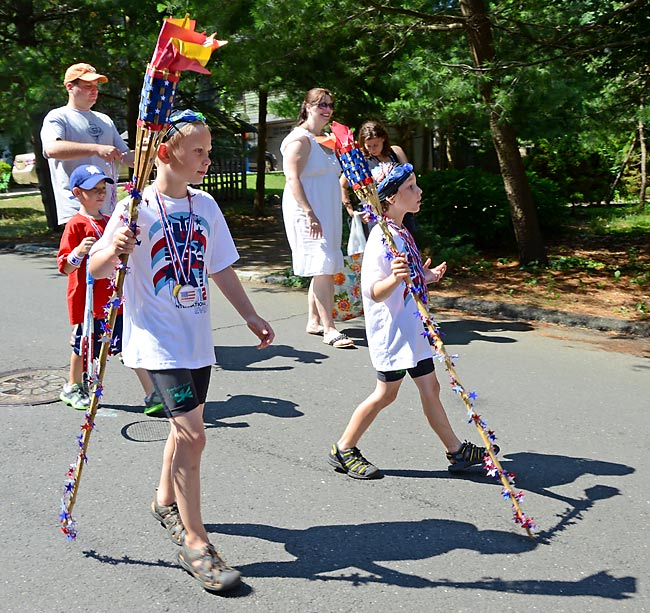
[150,500,186,546]
[323,332,354,348]
[178,541,242,593]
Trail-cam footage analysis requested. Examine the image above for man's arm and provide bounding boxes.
[43,140,127,163]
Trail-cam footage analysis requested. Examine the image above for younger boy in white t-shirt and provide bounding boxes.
[328,164,498,479]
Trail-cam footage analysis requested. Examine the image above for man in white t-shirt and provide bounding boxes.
[41,63,134,225]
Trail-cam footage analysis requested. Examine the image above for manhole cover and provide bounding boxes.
[0,368,68,406]
[121,420,170,442]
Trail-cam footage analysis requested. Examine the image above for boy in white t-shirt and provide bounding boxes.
[328,164,498,479]
[90,110,274,592]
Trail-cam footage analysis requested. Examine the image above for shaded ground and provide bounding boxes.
[434,229,649,324]
[225,201,649,325]
[225,201,292,275]
[4,195,647,325]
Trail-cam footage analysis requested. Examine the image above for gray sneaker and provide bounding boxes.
[60,383,91,411]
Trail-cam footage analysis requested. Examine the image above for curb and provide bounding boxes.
[235,270,288,285]
[8,243,650,338]
[428,295,650,338]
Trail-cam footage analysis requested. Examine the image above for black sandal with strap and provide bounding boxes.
[446,441,500,473]
[151,500,186,546]
[177,542,242,593]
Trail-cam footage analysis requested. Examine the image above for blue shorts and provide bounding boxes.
[376,357,435,383]
[148,366,212,417]
[71,315,123,357]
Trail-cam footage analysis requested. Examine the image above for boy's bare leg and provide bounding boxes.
[412,371,462,452]
[167,404,210,549]
[156,431,176,506]
[135,367,155,396]
[69,351,84,385]
[338,379,401,449]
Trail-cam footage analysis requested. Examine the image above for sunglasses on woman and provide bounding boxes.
[313,101,335,110]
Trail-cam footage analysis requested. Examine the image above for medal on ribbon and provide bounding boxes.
[153,187,198,307]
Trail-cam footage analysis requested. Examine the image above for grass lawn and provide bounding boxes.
[0,173,287,243]
[1,177,648,320]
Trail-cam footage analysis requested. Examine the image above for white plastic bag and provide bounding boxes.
[347,211,367,256]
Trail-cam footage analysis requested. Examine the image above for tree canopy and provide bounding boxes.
[2,0,648,256]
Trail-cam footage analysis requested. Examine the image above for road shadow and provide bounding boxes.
[202,393,302,426]
[214,343,328,371]
[81,549,254,598]
[340,325,368,347]
[505,451,635,495]
[434,318,534,346]
[120,393,302,441]
[498,451,634,542]
[383,450,634,545]
[205,519,634,599]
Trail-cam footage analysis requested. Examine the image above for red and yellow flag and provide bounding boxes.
[151,15,228,74]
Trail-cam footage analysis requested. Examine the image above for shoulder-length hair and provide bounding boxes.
[297,87,334,124]
[358,121,392,157]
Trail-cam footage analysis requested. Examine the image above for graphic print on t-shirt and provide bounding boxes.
[87,122,104,141]
[150,212,209,308]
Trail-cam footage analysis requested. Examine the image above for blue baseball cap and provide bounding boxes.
[69,164,114,195]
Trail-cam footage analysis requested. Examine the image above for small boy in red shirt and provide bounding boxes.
[57,164,122,409]
[58,164,162,412]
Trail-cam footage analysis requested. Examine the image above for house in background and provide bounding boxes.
[237,92,294,172]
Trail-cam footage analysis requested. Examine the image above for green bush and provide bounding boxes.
[528,172,568,232]
[0,160,10,191]
[416,168,567,248]
[523,139,614,204]
[415,226,480,269]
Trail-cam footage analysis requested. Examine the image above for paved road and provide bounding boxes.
[1,250,649,612]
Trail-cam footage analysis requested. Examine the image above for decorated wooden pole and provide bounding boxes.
[59,15,227,540]
[330,121,536,537]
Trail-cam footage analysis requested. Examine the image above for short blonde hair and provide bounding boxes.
[164,122,211,150]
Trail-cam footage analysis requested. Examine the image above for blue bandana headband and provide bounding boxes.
[164,109,207,141]
[377,163,414,201]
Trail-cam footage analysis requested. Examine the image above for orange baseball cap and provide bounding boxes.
[63,63,108,85]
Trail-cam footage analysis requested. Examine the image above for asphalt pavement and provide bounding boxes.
[1,249,649,612]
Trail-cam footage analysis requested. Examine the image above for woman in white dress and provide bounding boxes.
[281,88,354,348]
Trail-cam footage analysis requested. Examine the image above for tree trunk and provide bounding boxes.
[460,0,547,264]
[32,112,58,230]
[490,117,546,262]
[605,131,637,206]
[639,111,647,209]
[17,3,56,229]
[444,128,456,169]
[254,86,269,217]
[421,126,431,170]
[126,81,140,154]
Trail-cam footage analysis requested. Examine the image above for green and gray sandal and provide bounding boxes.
[151,500,185,546]
[178,542,241,593]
